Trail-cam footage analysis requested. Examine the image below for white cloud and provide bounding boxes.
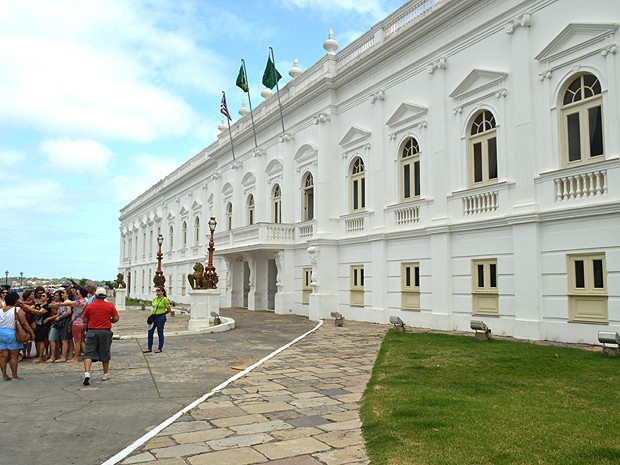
[40,138,114,174]
[0,149,24,168]
[112,154,184,204]
[0,176,69,216]
[282,0,395,19]
[0,0,228,142]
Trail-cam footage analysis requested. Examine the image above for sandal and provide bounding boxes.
[155,349,162,353]
[142,350,152,353]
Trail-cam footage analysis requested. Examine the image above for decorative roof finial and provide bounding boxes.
[323,28,338,55]
[218,118,227,131]
[238,99,250,117]
[261,88,274,99]
[289,57,303,78]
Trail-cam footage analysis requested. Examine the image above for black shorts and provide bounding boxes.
[84,329,113,362]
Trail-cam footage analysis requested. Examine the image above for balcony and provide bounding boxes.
[214,222,306,253]
[536,158,619,210]
[340,211,371,236]
[449,182,510,219]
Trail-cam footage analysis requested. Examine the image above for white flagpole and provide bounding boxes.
[269,47,286,134]
[242,59,259,149]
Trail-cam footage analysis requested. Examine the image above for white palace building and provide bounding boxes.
[119,0,620,345]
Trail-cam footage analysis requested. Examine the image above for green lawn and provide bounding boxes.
[360,331,620,465]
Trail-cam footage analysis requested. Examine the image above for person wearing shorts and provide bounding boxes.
[81,287,119,385]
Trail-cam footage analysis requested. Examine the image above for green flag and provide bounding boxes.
[262,56,282,90]
[236,64,248,92]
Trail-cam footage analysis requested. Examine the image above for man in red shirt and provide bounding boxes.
[82,287,119,385]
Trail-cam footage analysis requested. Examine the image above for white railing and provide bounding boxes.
[293,60,326,94]
[337,36,376,69]
[266,225,295,241]
[383,0,446,39]
[298,222,314,238]
[554,170,607,201]
[345,215,365,233]
[463,190,499,215]
[395,205,420,225]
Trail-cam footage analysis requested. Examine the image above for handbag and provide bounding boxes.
[14,308,32,343]
[147,314,154,324]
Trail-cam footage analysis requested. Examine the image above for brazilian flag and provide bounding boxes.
[236,64,248,92]
[262,56,282,90]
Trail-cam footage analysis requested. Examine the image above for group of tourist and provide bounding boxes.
[0,283,171,383]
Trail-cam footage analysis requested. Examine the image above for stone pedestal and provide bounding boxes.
[115,288,127,311]
[188,289,221,331]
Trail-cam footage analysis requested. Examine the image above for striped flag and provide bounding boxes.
[220,93,231,121]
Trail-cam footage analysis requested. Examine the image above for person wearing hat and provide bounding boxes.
[81,287,119,385]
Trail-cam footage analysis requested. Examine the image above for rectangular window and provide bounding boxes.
[403,164,411,199]
[574,260,585,288]
[353,180,359,210]
[351,265,364,307]
[567,112,581,162]
[361,178,365,208]
[588,106,604,157]
[414,160,420,196]
[168,274,173,296]
[568,253,607,323]
[472,259,498,315]
[402,262,420,310]
[473,142,483,183]
[307,192,314,220]
[302,267,312,304]
[488,137,497,180]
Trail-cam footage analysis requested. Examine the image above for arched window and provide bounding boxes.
[350,157,366,212]
[226,202,233,230]
[168,225,174,251]
[247,194,255,225]
[182,221,188,247]
[468,110,497,187]
[400,138,420,201]
[194,217,200,245]
[303,173,314,221]
[561,73,604,167]
[273,184,282,223]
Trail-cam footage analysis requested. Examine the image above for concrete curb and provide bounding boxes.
[114,316,236,340]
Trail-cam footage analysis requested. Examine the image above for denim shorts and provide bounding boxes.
[0,328,23,351]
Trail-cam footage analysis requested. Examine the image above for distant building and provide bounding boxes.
[119,0,620,344]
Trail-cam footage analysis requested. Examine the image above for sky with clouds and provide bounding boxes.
[0,0,407,282]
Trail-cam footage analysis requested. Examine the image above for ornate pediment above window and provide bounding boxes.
[339,126,370,149]
[294,143,318,173]
[179,206,189,217]
[152,209,162,223]
[222,182,233,196]
[265,158,284,176]
[166,211,175,221]
[386,103,428,135]
[339,126,371,158]
[265,158,284,186]
[191,200,202,211]
[139,216,147,228]
[241,171,256,196]
[241,171,256,187]
[450,69,508,112]
[535,23,618,79]
[121,226,128,236]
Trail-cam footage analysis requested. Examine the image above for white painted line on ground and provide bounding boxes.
[102,319,324,465]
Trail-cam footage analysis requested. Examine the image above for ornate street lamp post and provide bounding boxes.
[20,271,23,286]
[205,217,219,289]
[153,234,166,288]
[4,270,8,286]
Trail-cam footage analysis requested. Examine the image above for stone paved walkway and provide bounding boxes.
[121,319,387,465]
